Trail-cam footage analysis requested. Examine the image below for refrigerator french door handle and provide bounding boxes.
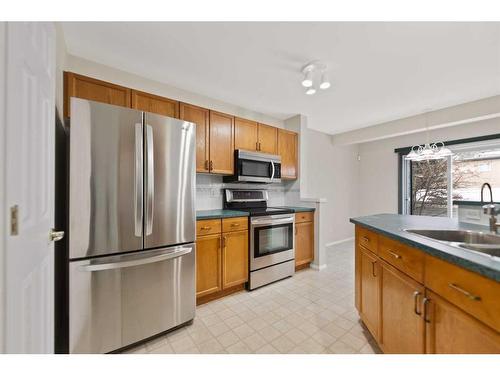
[134,123,143,237]
[146,125,154,235]
[79,246,193,272]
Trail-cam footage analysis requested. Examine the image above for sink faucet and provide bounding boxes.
[481,183,500,234]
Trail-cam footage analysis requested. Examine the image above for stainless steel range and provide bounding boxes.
[224,189,295,290]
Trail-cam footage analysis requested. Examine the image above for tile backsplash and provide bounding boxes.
[196,174,299,210]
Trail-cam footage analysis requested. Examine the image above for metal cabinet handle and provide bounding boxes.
[413,291,422,316]
[371,261,377,277]
[362,236,370,243]
[49,229,65,242]
[209,160,214,171]
[201,226,211,230]
[231,223,240,227]
[204,160,209,171]
[448,283,481,301]
[222,236,227,249]
[256,142,259,151]
[389,250,402,259]
[422,297,431,323]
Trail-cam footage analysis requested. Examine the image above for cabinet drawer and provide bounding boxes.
[356,226,378,254]
[196,219,221,236]
[295,212,314,223]
[222,217,248,233]
[379,236,424,283]
[425,255,500,332]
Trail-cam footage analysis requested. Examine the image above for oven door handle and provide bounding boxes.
[252,217,294,226]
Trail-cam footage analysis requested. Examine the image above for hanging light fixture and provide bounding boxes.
[319,71,331,89]
[405,110,453,161]
[301,67,314,88]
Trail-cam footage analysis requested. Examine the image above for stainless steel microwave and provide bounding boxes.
[223,150,281,184]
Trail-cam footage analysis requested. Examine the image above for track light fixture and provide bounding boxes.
[301,61,331,95]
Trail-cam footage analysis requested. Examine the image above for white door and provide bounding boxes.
[4,22,56,353]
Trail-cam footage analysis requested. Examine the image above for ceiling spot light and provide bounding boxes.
[319,71,331,89]
[300,61,331,95]
[305,86,316,95]
[301,68,313,87]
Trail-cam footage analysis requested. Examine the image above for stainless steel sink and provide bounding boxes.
[404,229,500,260]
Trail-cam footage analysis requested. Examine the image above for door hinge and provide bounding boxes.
[10,205,18,236]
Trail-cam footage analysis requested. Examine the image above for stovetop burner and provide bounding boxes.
[223,189,294,217]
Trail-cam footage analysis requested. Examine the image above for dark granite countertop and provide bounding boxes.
[350,214,500,282]
[281,206,316,213]
[196,209,249,220]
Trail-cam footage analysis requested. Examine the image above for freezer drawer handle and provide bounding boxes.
[80,246,192,272]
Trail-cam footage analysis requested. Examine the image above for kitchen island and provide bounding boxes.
[350,214,500,354]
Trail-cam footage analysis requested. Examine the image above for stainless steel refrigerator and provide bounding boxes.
[68,98,196,353]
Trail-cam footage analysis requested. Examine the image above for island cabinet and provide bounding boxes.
[354,224,500,354]
[294,212,315,269]
[196,217,248,304]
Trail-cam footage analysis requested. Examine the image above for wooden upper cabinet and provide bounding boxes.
[131,89,179,118]
[209,111,234,175]
[64,72,131,118]
[277,129,298,179]
[234,117,258,152]
[180,103,210,173]
[257,123,277,154]
[425,290,500,354]
[380,261,425,354]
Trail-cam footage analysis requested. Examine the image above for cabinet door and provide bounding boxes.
[425,290,500,354]
[234,117,258,152]
[295,221,314,267]
[209,111,234,175]
[222,230,248,289]
[64,72,131,118]
[180,103,210,173]
[277,129,298,179]
[257,123,277,154]
[196,234,222,298]
[131,89,179,118]
[360,247,381,340]
[380,261,425,353]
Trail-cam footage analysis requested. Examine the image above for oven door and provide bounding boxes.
[250,214,295,271]
[236,150,281,183]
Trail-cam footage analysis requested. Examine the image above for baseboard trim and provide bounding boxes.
[325,237,354,248]
[310,263,327,271]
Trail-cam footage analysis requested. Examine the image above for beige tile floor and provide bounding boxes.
[124,240,381,354]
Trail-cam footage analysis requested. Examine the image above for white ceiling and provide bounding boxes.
[61,22,500,135]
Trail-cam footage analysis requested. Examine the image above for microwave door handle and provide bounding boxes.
[270,161,275,181]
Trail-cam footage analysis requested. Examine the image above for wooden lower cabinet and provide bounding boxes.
[295,220,314,268]
[354,224,500,354]
[222,230,249,289]
[425,290,500,354]
[196,233,222,298]
[196,218,248,304]
[380,261,425,353]
[359,247,381,340]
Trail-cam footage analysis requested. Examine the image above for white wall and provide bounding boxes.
[304,128,359,244]
[0,21,6,353]
[357,117,500,216]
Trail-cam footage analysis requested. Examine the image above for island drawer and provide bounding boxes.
[196,219,222,236]
[379,235,424,283]
[425,254,500,332]
[356,226,379,254]
[295,212,314,223]
[222,217,248,232]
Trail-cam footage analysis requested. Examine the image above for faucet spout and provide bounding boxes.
[481,182,493,204]
[481,183,499,234]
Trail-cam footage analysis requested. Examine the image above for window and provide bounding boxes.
[400,138,500,217]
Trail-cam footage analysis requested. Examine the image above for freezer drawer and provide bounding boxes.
[69,244,196,353]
